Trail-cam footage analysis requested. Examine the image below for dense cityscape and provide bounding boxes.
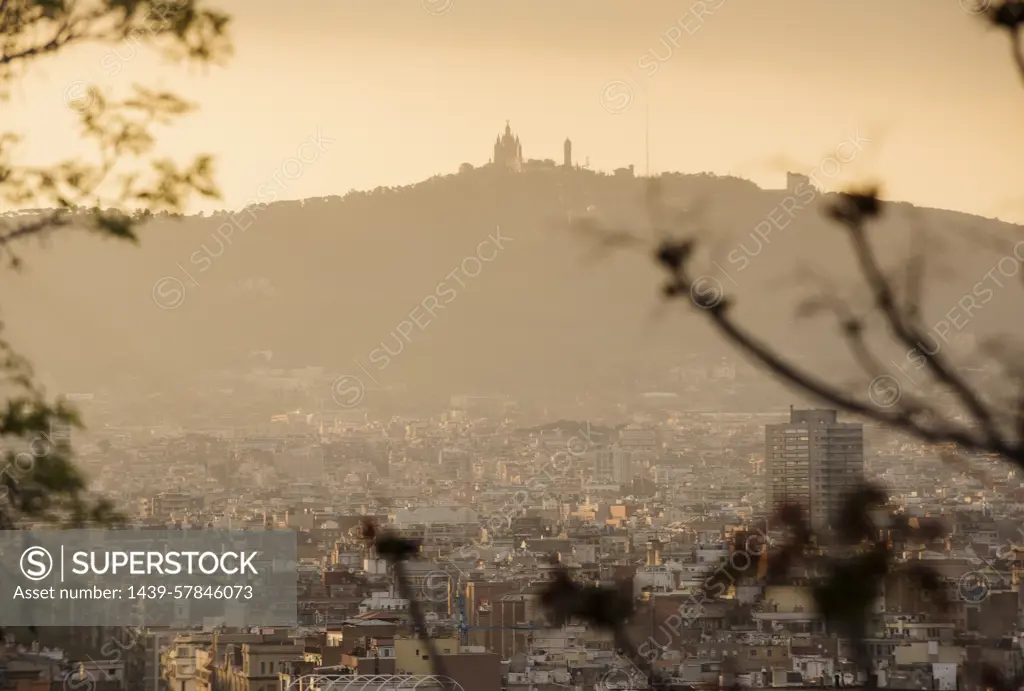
[3,1,1024,690]
[0,365,1019,690]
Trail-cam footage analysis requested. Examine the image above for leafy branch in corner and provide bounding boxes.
[0,0,232,527]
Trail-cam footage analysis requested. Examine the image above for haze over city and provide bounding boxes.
[2,2,1024,690]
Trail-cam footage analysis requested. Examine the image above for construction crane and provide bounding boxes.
[455,593,539,646]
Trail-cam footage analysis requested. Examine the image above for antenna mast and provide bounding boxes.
[645,100,650,177]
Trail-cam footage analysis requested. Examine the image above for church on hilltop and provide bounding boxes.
[493,121,523,172]
[490,121,574,172]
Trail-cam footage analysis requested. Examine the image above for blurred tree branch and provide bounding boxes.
[572,2,1024,471]
[554,5,1024,690]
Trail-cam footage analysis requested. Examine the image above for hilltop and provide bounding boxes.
[1,164,1020,413]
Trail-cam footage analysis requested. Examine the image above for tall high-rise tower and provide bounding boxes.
[591,446,634,485]
[765,408,863,532]
[563,138,572,168]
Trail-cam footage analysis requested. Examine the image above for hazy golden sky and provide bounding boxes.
[5,0,1024,220]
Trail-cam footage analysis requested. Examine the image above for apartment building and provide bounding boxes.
[765,408,863,531]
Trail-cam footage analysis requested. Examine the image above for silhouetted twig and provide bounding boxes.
[362,519,450,680]
[651,187,1024,471]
